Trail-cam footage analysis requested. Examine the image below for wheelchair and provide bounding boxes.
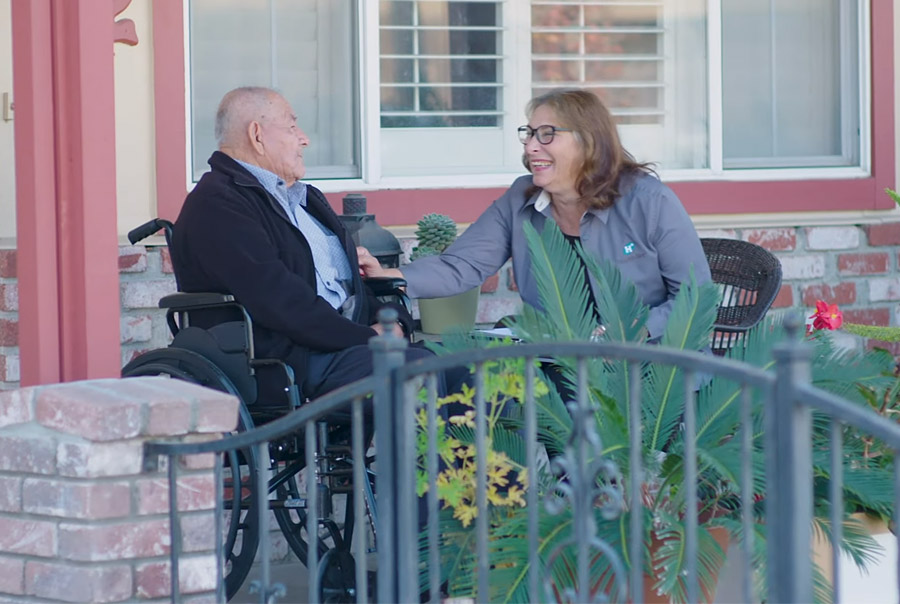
[122,218,406,601]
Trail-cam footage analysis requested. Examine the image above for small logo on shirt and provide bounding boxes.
[623,242,635,255]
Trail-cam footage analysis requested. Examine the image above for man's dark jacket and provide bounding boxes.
[172,151,386,393]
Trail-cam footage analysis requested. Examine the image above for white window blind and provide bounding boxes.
[530,0,708,170]
[531,1,665,124]
[379,0,504,128]
[722,0,859,168]
[377,0,524,177]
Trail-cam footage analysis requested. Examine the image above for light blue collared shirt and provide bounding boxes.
[235,160,352,310]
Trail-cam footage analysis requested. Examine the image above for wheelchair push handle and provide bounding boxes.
[128,218,174,245]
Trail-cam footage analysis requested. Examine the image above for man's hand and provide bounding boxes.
[357,246,403,280]
[371,320,404,338]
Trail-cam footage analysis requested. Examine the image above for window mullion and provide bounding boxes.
[768,0,777,157]
[857,0,871,174]
[413,2,421,114]
[360,0,382,183]
[508,0,532,167]
[708,0,724,173]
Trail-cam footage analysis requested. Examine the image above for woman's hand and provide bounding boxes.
[357,246,404,279]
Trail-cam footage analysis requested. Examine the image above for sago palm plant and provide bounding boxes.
[419,221,892,603]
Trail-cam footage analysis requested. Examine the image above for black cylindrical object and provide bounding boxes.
[339,193,402,268]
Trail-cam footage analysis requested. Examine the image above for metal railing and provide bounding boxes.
[143,318,900,603]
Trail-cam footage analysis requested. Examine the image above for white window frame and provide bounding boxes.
[374,1,526,179]
[183,0,872,194]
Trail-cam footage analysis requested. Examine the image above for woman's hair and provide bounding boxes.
[523,89,654,209]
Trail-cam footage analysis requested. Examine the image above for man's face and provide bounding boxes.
[257,95,310,183]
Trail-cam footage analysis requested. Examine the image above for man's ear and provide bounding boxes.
[248,121,265,155]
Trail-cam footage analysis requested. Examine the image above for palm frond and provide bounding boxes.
[576,243,649,345]
[811,452,895,518]
[534,379,574,457]
[644,273,720,452]
[811,515,885,571]
[515,221,597,342]
[695,318,784,450]
[651,517,729,604]
[810,333,896,403]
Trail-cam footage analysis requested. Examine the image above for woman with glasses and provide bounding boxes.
[360,88,710,340]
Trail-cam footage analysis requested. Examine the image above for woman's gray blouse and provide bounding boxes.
[401,172,712,338]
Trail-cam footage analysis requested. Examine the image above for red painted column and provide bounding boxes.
[51,0,121,380]
[11,0,121,384]
[10,0,61,385]
[152,0,188,220]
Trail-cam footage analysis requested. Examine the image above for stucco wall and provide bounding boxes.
[114,0,158,239]
[0,0,159,243]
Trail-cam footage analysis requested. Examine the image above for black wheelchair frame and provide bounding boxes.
[122,218,400,601]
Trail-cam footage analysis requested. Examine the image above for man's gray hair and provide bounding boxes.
[214,86,280,147]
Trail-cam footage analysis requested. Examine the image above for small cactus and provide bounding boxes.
[410,213,457,261]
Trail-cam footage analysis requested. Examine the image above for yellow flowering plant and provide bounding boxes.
[415,352,548,527]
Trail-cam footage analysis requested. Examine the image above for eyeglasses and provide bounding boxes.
[517,124,573,145]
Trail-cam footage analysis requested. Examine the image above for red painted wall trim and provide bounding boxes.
[152,1,188,221]
[51,0,121,380]
[11,0,62,385]
[151,2,895,224]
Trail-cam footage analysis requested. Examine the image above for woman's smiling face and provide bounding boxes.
[524,104,583,202]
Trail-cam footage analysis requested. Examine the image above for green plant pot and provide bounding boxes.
[418,287,480,335]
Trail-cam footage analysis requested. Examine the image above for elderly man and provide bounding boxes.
[172,86,434,400]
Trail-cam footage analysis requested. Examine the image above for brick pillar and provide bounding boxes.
[0,377,238,602]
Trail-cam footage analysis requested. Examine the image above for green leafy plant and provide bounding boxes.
[418,221,893,603]
[410,213,458,261]
[414,351,548,526]
[808,296,900,523]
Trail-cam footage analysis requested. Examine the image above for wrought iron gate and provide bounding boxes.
[144,321,900,603]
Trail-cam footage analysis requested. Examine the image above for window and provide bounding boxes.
[188,0,359,180]
[379,2,502,128]
[530,1,707,169]
[377,1,521,176]
[186,0,867,185]
[722,0,859,168]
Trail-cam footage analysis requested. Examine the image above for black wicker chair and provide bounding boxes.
[701,238,783,355]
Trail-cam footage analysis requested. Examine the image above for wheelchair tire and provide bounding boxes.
[273,455,376,604]
[122,349,261,601]
[272,464,335,567]
[318,548,356,603]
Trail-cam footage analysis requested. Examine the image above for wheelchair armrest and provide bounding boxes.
[159,292,236,310]
[161,292,251,340]
[365,277,407,297]
[250,358,302,410]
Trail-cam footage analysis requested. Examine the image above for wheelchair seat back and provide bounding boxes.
[171,321,259,405]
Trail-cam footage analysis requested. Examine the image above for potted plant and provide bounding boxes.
[417,222,892,603]
[806,297,900,588]
[410,213,480,335]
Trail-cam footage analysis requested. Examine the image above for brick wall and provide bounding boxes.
[2,222,900,388]
[0,377,239,602]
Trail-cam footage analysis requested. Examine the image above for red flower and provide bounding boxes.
[810,300,843,331]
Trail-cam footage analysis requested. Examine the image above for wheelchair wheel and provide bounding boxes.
[271,439,376,602]
[123,349,260,601]
[318,548,356,603]
[271,460,337,567]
